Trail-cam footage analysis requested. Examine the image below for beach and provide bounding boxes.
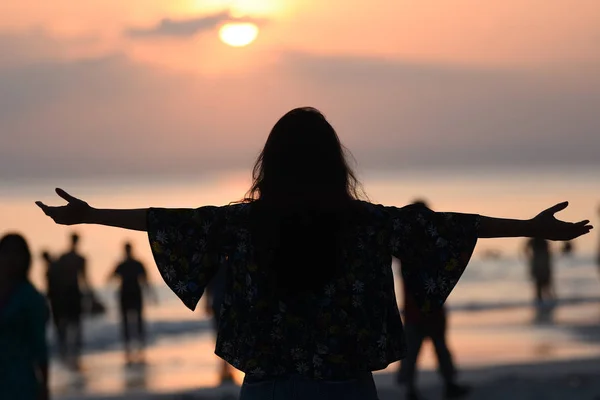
[2,167,599,399]
[57,356,600,400]
[53,302,600,400]
[46,256,600,399]
[4,1,600,397]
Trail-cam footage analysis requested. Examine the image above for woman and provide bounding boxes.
[36,107,592,399]
[0,234,50,400]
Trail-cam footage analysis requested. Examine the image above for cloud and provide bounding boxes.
[1,31,599,182]
[126,11,266,38]
[280,52,600,169]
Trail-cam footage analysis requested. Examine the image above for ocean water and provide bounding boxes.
[51,254,600,358]
[44,253,600,397]
[1,165,598,287]
[2,166,600,396]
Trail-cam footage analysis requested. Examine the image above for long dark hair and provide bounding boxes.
[246,107,364,203]
[246,107,366,306]
[0,233,32,282]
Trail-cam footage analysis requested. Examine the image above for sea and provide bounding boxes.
[1,165,600,397]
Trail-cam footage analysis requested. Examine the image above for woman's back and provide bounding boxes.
[147,200,479,379]
[0,281,48,398]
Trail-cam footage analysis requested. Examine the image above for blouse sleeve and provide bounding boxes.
[147,206,229,311]
[388,203,480,314]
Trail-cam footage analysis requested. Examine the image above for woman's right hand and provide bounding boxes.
[36,188,92,226]
[530,202,593,241]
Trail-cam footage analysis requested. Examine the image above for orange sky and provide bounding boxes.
[0,0,599,180]
[2,0,599,70]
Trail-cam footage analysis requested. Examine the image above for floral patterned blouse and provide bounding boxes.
[147,201,479,380]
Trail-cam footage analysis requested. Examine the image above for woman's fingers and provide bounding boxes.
[544,201,569,215]
[35,201,52,216]
[55,188,78,203]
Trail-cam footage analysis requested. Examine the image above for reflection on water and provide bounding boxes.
[533,302,557,325]
[123,361,149,392]
[51,362,89,396]
[71,371,88,393]
[533,342,555,358]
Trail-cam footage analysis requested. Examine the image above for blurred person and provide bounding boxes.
[42,250,66,358]
[36,107,593,400]
[53,232,89,367]
[0,233,50,400]
[108,242,154,364]
[205,264,236,385]
[41,251,57,296]
[561,241,573,256]
[597,205,600,277]
[524,237,554,304]
[397,200,470,400]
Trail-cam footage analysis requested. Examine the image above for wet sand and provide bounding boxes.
[53,302,600,399]
[56,356,600,400]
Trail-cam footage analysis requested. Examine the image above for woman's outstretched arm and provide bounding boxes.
[478,202,592,241]
[36,188,147,231]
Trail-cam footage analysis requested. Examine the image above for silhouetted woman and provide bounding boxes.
[36,107,592,399]
[0,234,50,400]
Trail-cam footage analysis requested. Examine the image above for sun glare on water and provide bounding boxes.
[219,22,259,47]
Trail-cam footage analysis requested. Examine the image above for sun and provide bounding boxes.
[219,22,259,47]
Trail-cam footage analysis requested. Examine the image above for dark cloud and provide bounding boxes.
[126,11,266,38]
[1,31,599,182]
[279,52,600,169]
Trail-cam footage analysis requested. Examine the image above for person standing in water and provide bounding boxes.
[41,251,57,296]
[36,108,592,400]
[398,200,470,400]
[561,241,573,256]
[0,233,50,400]
[205,264,237,385]
[109,242,153,364]
[54,232,89,367]
[42,250,67,358]
[524,237,554,304]
[597,205,600,278]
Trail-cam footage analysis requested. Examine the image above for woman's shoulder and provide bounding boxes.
[15,282,47,309]
[22,282,45,298]
[354,200,428,216]
[218,200,430,223]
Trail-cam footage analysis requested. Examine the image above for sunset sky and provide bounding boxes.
[1,0,599,181]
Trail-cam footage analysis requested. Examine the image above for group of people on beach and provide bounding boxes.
[0,108,596,400]
[0,232,154,399]
[41,233,90,369]
[42,233,153,367]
